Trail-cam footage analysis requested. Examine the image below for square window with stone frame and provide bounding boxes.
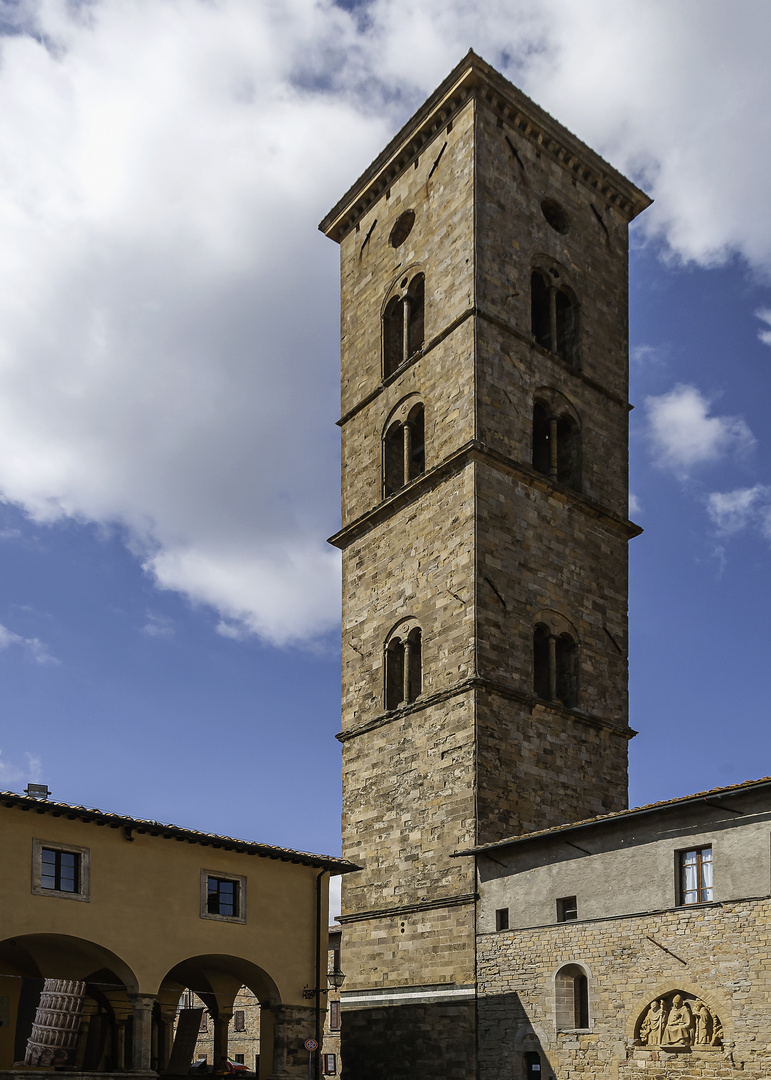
[200,870,247,923]
[31,838,90,901]
[679,846,713,905]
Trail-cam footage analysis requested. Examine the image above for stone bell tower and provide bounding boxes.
[320,52,650,1080]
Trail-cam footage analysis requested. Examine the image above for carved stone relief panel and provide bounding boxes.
[635,990,723,1048]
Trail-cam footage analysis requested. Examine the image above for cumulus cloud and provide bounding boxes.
[0,623,59,665]
[645,385,754,476]
[0,2,768,645]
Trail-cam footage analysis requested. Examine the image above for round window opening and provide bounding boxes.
[541,199,569,234]
[390,210,416,247]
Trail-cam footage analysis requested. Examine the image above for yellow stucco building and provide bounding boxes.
[0,789,356,1080]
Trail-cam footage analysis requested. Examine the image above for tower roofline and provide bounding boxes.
[319,49,652,244]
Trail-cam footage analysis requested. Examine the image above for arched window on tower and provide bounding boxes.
[555,964,589,1030]
[383,273,425,378]
[532,397,581,491]
[383,401,426,497]
[530,268,579,367]
[532,615,578,709]
[384,622,422,710]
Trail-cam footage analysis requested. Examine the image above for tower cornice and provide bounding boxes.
[319,50,651,244]
[328,439,642,551]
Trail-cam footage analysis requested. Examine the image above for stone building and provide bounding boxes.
[465,775,771,1079]
[320,50,649,1079]
[0,788,356,1079]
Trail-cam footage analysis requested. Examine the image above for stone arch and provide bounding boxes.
[0,933,139,992]
[384,617,423,710]
[0,933,140,1072]
[382,264,427,378]
[533,611,579,708]
[382,394,426,496]
[532,387,582,491]
[553,961,591,1031]
[530,255,580,368]
[625,981,730,1045]
[159,954,283,1078]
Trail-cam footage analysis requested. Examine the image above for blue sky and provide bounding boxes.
[0,2,770,910]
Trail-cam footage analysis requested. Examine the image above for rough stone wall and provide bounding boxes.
[474,99,632,410]
[475,689,629,843]
[337,97,476,450]
[333,64,641,1080]
[340,471,475,730]
[475,462,630,722]
[476,898,771,1080]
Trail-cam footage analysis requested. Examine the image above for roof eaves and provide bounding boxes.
[454,775,771,857]
[0,791,359,873]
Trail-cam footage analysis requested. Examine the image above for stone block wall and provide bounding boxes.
[476,898,771,1080]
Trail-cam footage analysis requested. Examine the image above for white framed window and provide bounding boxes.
[32,838,90,902]
[200,870,247,923]
[679,846,713,905]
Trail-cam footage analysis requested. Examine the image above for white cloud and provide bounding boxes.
[0,2,768,644]
[706,485,771,535]
[0,623,59,665]
[0,749,44,791]
[629,493,641,516]
[645,385,754,476]
[141,611,175,639]
[756,309,771,347]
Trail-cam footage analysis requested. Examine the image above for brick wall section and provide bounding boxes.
[476,899,771,1080]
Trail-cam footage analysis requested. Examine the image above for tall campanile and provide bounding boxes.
[320,53,650,1080]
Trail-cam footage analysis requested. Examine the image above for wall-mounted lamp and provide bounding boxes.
[303,970,346,999]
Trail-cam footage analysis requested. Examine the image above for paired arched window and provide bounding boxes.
[531,267,579,367]
[383,273,425,378]
[555,964,589,1030]
[532,397,581,491]
[384,403,425,496]
[385,622,422,710]
[533,616,578,708]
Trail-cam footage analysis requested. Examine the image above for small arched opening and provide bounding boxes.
[382,272,425,378]
[532,614,579,709]
[384,621,423,710]
[382,400,426,498]
[530,267,580,367]
[555,963,589,1031]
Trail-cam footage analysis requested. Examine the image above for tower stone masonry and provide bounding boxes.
[320,52,650,1080]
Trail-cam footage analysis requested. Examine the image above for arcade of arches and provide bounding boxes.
[0,792,356,1080]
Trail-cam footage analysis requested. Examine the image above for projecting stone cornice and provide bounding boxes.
[337,892,477,924]
[319,50,651,244]
[336,675,636,744]
[336,304,630,430]
[328,439,641,550]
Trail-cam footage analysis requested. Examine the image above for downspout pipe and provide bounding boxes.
[314,869,326,1080]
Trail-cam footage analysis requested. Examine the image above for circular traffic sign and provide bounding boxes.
[304,1039,318,1052]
